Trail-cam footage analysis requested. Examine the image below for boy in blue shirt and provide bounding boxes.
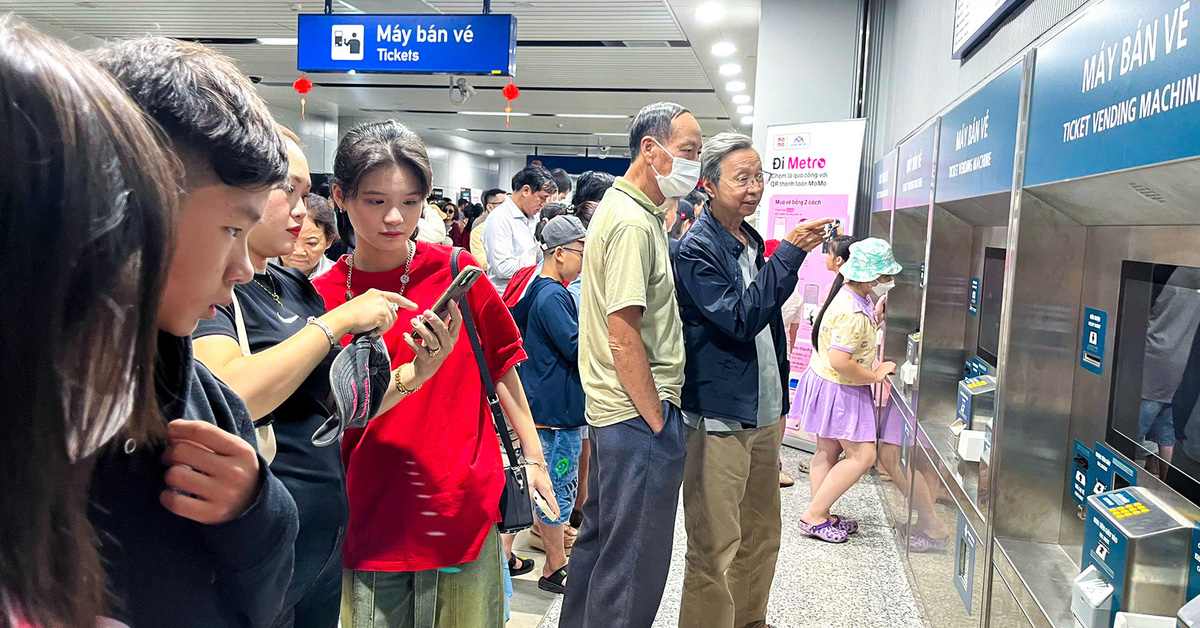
[511,215,588,595]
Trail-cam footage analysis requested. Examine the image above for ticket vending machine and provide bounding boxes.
[1073,488,1191,627]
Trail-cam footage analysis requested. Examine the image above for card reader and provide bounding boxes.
[956,376,996,431]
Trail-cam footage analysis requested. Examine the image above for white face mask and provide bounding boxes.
[650,138,700,199]
[871,279,896,299]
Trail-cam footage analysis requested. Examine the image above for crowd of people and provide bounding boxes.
[0,17,905,628]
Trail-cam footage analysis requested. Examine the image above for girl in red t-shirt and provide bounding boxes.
[317,120,557,628]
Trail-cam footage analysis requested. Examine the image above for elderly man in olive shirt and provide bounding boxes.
[562,102,701,627]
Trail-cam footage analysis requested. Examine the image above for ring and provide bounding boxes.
[388,302,399,313]
[425,345,441,357]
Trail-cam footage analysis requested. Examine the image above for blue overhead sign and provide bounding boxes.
[1025,0,1200,186]
[936,62,1024,203]
[895,122,938,210]
[297,14,518,75]
[872,150,897,213]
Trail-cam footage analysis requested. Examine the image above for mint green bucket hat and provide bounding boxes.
[840,238,903,282]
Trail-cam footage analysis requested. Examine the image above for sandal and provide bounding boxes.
[508,554,535,577]
[830,515,859,535]
[538,564,569,594]
[797,459,811,474]
[779,471,796,488]
[909,534,949,553]
[798,519,848,543]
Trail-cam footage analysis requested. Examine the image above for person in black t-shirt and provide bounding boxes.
[193,128,462,628]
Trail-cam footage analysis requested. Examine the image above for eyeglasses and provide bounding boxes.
[562,247,584,256]
[723,172,772,189]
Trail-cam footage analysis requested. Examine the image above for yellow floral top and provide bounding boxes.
[810,289,879,386]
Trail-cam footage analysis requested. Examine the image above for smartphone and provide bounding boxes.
[418,265,482,334]
[431,266,482,317]
[821,220,842,253]
[533,490,556,519]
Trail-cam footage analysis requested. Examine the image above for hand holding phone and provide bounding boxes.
[533,489,556,520]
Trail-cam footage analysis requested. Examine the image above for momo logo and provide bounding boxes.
[332,25,364,61]
[773,133,812,151]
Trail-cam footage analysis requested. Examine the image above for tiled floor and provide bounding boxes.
[517,446,924,628]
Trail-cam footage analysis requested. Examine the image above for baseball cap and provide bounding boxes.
[312,333,393,447]
[539,215,587,251]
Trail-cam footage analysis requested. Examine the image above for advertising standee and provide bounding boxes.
[756,120,866,443]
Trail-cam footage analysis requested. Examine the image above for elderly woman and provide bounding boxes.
[673,132,831,628]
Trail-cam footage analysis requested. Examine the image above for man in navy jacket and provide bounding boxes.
[88,38,299,627]
[673,132,830,628]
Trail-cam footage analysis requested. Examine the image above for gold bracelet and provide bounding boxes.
[394,364,421,395]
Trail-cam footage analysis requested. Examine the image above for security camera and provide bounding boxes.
[449,77,476,105]
[599,145,610,160]
[248,75,263,84]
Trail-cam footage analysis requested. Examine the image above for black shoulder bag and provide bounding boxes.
[452,248,535,533]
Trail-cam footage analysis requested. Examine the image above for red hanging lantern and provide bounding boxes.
[501,81,520,128]
[293,76,314,119]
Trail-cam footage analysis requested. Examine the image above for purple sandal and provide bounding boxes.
[799,519,848,543]
[831,515,859,535]
[909,533,949,553]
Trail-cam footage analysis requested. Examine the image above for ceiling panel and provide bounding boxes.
[4,0,685,41]
[423,0,685,41]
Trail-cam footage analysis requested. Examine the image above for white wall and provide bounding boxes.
[751,0,862,152]
[868,0,1088,154]
[497,157,526,193]
[427,144,500,194]
[337,116,502,191]
[270,107,339,174]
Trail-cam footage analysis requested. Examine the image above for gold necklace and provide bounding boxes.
[253,272,283,307]
[345,243,415,301]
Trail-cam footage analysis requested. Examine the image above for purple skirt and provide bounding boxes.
[789,368,878,443]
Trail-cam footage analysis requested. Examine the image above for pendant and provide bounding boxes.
[344,290,353,301]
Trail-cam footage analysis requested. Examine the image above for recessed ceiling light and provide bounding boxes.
[725,81,745,92]
[711,41,736,57]
[456,128,469,132]
[347,69,356,75]
[696,2,725,23]
[741,115,754,126]
[485,149,496,156]
[460,111,532,117]
[556,113,629,119]
[732,94,750,104]
[737,104,753,114]
[719,63,741,76]
[257,38,298,46]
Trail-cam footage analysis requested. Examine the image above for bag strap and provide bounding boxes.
[231,292,251,357]
[452,248,523,469]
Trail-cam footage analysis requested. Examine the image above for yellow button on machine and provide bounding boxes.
[1109,502,1150,519]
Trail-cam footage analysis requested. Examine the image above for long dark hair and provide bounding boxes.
[811,236,858,351]
[0,17,176,627]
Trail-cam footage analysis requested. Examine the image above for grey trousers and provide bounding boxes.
[560,402,687,628]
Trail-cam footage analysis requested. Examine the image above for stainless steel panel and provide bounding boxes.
[990,564,1038,628]
[908,444,986,628]
[879,378,917,553]
[990,192,1087,544]
[871,207,894,241]
[918,422,986,535]
[918,204,988,516]
[993,538,1077,628]
[1061,225,1200,552]
[886,206,931,365]
[1026,160,1200,226]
